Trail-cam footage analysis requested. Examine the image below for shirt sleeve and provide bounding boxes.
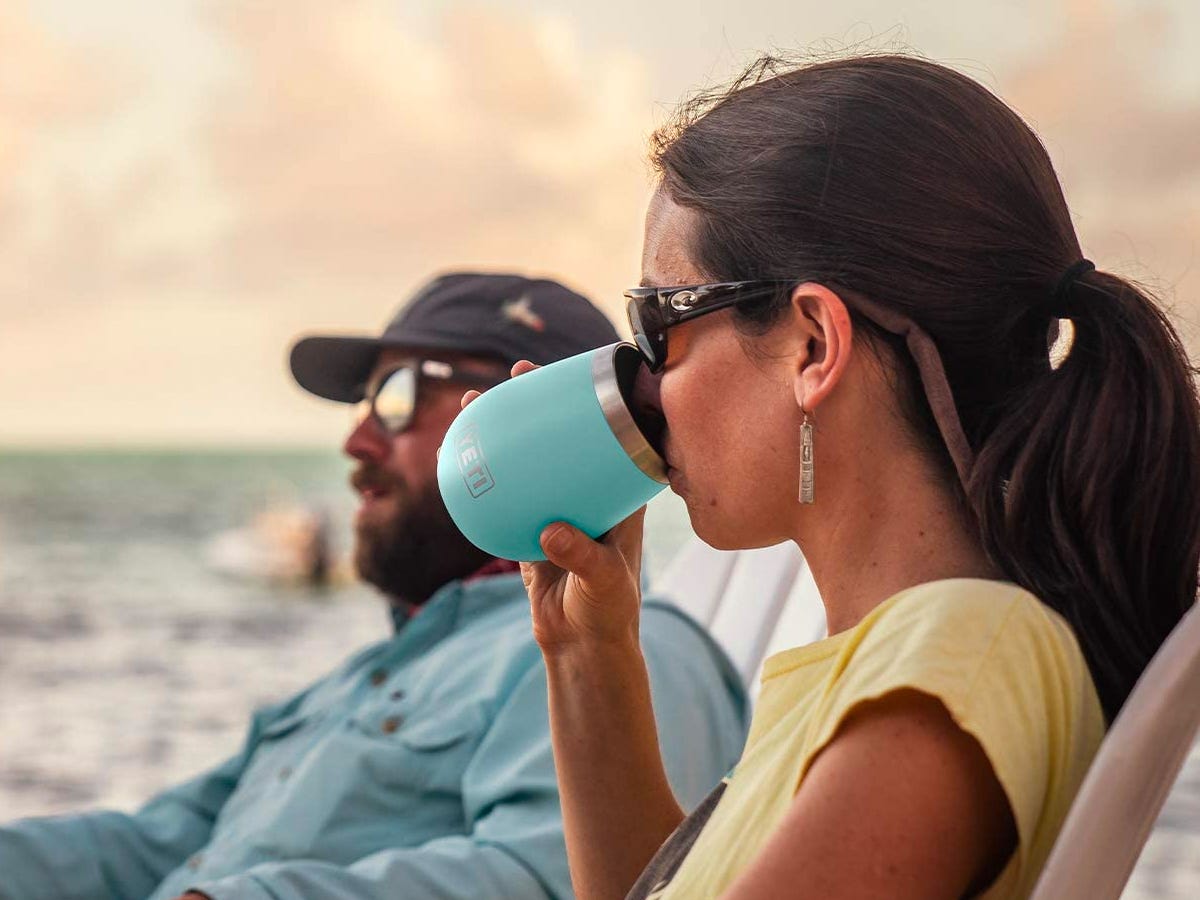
[802,587,1102,879]
[190,659,564,900]
[0,748,247,900]
[0,686,318,900]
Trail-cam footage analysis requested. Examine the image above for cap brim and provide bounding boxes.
[290,329,520,403]
[289,335,385,403]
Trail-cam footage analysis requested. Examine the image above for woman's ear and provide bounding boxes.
[788,282,853,413]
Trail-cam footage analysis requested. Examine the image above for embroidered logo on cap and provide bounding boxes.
[502,294,546,333]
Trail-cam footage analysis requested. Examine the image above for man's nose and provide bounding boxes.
[343,415,392,463]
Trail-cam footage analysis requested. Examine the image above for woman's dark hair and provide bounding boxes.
[652,53,1200,722]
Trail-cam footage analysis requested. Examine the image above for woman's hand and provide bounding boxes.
[461,361,647,654]
[465,361,682,900]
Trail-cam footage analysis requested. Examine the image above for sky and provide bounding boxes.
[3,0,1199,446]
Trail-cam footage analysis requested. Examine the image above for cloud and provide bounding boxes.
[0,2,143,316]
[1002,0,1200,329]
[0,4,129,148]
[199,0,654,323]
[4,0,1199,445]
[2,1,657,444]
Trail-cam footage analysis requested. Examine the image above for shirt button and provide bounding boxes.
[187,853,203,871]
[279,766,293,781]
[381,716,402,734]
[390,689,406,701]
[369,669,387,686]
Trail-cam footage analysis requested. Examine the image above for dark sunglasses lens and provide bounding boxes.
[634,333,662,371]
[374,366,416,433]
[626,297,665,371]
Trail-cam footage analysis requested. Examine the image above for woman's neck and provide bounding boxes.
[795,453,1003,635]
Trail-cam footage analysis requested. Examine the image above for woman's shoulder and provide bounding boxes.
[804,578,1102,749]
[859,578,1084,669]
[840,580,1105,894]
[762,578,1078,690]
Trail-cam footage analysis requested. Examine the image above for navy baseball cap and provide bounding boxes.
[290,272,620,403]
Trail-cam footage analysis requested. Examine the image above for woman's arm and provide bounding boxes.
[528,513,686,900]
[463,370,686,900]
[545,636,686,900]
[723,689,1017,900]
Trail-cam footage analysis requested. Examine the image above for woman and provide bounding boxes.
[467,55,1200,898]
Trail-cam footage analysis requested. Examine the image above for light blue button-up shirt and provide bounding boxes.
[0,572,747,900]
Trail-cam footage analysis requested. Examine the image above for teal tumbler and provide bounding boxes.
[437,341,668,561]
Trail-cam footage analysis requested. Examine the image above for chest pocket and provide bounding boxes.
[349,702,490,794]
[214,706,329,842]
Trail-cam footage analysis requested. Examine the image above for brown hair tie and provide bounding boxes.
[1050,258,1096,316]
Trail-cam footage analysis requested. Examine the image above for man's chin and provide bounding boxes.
[350,491,491,603]
[352,540,391,595]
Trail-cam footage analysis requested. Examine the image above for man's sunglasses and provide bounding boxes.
[355,359,505,436]
[624,280,795,372]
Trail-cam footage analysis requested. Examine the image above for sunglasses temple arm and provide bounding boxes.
[849,293,976,489]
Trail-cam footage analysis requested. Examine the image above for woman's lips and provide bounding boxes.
[667,466,687,496]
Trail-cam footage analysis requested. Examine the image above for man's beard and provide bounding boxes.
[352,469,491,606]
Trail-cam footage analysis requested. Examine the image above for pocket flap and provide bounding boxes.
[260,708,322,741]
[355,704,488,751]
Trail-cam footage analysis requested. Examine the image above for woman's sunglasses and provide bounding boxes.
[623,280,795,372]
[355,359,505,436]
[625,277,979,490]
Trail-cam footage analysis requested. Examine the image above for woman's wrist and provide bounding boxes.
[541,629,644,674]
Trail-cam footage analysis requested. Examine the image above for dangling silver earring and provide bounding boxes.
[799,408,815,504]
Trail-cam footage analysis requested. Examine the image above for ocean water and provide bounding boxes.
[0,449,1195,896]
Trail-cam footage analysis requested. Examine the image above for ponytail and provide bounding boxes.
[967,270,1200,721]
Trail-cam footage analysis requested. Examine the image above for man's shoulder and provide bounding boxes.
[460,573,537,638]
[423,578,542,693]
[641,597,718,652]
[641,598,744,695]
[334,634,396,676]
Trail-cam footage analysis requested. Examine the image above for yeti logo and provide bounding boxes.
[456,425,495,498]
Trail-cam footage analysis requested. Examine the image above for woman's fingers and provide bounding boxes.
[462,361,539,410]
[608,506,648,567]
[540,507,646,577]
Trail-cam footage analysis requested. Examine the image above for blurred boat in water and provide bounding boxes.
[204,505,349,587]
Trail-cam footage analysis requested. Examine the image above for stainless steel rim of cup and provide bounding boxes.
[591,343,669,485]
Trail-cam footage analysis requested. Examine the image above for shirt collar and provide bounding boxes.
[464,558,522,582]
[388,562,524,634]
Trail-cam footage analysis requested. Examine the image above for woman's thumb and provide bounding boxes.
[540,522,607,578]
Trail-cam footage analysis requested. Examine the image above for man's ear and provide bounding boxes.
[788,283,853,413]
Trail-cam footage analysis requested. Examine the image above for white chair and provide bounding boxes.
[653,537,1200,898]
[1029,600,1200,899]
[653,539,821,687]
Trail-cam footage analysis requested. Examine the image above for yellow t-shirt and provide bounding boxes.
[638,579,1105,900]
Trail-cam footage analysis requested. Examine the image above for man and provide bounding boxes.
[0,273,748,900]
